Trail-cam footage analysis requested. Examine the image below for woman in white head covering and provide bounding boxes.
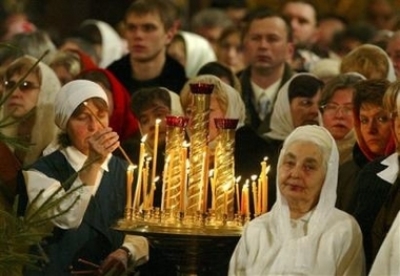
[79,20,126,68]
[0,55,61,209]
[168,31,217,78]
[19,80,148,275]
[180,74,245,142]
[229,125,365,275]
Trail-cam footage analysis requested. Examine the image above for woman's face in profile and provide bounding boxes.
[278,140,326,208]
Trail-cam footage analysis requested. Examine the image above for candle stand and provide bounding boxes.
[116,82,268,275]
[116,213,243,276]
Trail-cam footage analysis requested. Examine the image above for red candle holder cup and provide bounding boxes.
[189,83,214,94]
[214,118,239,129]
[165,116,189,128]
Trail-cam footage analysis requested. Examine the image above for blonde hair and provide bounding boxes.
[340,44,389,80]
[383,80,400,113]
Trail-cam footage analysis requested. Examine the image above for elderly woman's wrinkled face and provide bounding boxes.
[290,90,321,128]
[3,71,40,118]
[66,99,109,154]
[278,140,326,208]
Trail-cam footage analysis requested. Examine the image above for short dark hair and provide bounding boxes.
[241,8,292,42]
[125,0,178,31]
[319,73,364,106]
[353,79,390,113]
[288,74,324,102]
[131,87,171,118]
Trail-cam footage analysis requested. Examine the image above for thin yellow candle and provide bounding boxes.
[246,180,250,216]
[241,182,248,216]
[257,178,262,215]
[132,135,147,210]
[126,165,136,209]
[251,175,258,216]
[149,176,159,209]
[142,166,149,209]
[235,176,241,214]
[262,166,270,213]
[151,119,161,190]
[179,143,188,212]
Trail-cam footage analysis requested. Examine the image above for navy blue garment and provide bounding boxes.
[19,150,128,275]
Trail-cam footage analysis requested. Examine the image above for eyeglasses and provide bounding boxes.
[3,80,40,92]
[320,103,353,115]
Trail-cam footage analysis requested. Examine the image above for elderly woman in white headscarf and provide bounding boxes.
[19,80,148,275]
[229,125,365,276]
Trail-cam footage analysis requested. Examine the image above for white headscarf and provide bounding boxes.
[270,125,339,270]
[165,88,184,116]
[80,19,126,68]
[265,73,323,141]
[1,55,61,165]
[54,80,108,131]
[181,74,246,128]
[179,31,216,78]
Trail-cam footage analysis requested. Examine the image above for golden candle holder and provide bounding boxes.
[116,83,264,275]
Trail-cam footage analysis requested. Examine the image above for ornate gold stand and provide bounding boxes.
[116,218,241,276]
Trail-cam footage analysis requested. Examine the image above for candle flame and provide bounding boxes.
[182,141,190,147]
[154,176,160,183]
[141,134,148,143]
[235,176,242,183]
[251,175,257,181]
[209,169,214,177]
[156,118,162,124]
[266,165,271,174]
[263,156,268,161]
[127,164,137,171]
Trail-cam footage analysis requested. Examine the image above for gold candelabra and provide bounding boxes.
[116,83,269,275]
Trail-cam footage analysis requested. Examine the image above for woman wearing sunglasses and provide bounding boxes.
[0,55,61,209]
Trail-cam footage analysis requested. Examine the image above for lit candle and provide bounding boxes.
[126,165,136,210]
[151,119,161,190]
[241,181,249,216]
[132,135,147,210]
[180,142,188,212]
[149,176,159,209]
[246,180,250,216]
[142,166,149,209]
[251,175,258,216]
[262,166,270,213]
[235,176,241,214]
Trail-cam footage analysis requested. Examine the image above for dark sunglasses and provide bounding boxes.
[3,80,40,92]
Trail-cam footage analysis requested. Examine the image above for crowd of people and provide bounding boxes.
[2,0,400,275]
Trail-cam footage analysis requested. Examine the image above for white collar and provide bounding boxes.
[377,152,399,184]
[251,78,282,102]
[62,146,111,173]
